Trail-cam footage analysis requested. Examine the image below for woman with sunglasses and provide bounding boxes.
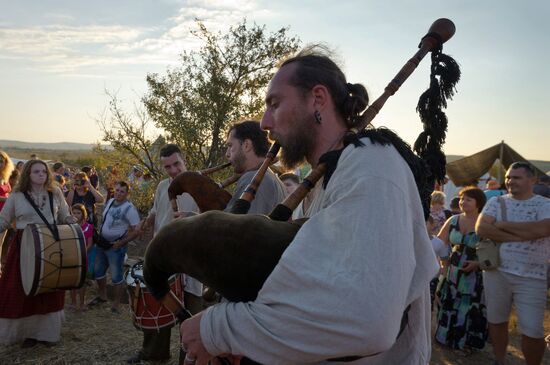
[66,171,104,227]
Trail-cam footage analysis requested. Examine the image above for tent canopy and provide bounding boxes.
[446,142,545,186]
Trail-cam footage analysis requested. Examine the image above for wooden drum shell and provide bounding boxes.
[20,224,87,296]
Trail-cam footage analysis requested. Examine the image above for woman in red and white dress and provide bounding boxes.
[0,160,76,347]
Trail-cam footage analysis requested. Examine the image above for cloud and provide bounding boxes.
[43,12,76,22]
[0,25,143,55]
[0,0,273,77]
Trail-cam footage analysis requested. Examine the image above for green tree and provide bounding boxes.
[96,90,165,179]
[143,19,300,170]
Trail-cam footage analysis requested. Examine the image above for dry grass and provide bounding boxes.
[0,255,548,365]
[0,235,178,365]
[1,288,548,364]
[0,285,183,365]
[430,294,550,365]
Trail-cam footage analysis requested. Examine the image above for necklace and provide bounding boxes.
[31,191,47,210]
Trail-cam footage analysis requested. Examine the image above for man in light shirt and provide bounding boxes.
[127,144,200,364]
[476,162,550,365]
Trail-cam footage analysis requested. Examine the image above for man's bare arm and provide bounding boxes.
[475,213,523,242]
[113,225,140,249]
[494,218,550,241]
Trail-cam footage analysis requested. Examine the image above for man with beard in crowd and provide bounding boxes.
[223,120,286,213]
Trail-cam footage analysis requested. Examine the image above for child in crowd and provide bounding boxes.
[69,204,94,312]
[430,191,449,233]
[279,172,300,196]
[426,216,449,309]
[449,196,461,215]
[55,174,68,195]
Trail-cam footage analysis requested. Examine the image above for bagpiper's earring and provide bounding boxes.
[314,110,322,124]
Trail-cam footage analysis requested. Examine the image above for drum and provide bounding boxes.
[126,262,184,330]
[20,223,87,296]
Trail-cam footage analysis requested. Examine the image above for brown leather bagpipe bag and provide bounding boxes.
[143,210,305,303]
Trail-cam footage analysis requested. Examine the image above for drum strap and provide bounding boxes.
[24,191,60,241]
[98,199,116,238]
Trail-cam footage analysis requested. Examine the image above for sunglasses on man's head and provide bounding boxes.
[509,162,535,175]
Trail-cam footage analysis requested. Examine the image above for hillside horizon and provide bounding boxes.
[1,139,548,173]
[0,139,103,150]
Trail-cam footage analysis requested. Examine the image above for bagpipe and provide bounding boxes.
[143,18,460,363]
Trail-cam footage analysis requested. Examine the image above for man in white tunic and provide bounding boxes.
[180,48,439,364]
[127,144,200,363]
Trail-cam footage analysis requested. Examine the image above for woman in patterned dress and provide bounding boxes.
[435,186,488,350]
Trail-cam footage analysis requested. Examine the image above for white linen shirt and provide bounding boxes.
[149,177,202,295]
[200,138,439,364]
[150,178,199,236]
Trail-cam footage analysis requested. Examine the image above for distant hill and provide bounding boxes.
[0,140,547,173]
[0,139,103,150]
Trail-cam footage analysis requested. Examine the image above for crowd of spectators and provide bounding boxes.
[0,149,548,365]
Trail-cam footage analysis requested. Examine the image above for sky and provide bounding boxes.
[0,0,548,160]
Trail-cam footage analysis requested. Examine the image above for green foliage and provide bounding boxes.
[128,179,157,216]
[96,91,165,180]
[91,145,166,215]
[143,19,300,170]
[95,19,299,213]
[93,144,139,174]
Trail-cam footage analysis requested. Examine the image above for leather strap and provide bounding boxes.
[23,191,59,241]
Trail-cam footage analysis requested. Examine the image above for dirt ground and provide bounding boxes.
[1,285,548,365]
[1,235,549,364]
[430,303,550,365]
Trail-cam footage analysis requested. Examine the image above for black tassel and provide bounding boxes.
[315,47,460,220]
[342,130,365,148]
[415,48,461,185]
[437,53,461,100]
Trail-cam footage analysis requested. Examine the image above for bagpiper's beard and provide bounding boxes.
[272,113,317,170]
